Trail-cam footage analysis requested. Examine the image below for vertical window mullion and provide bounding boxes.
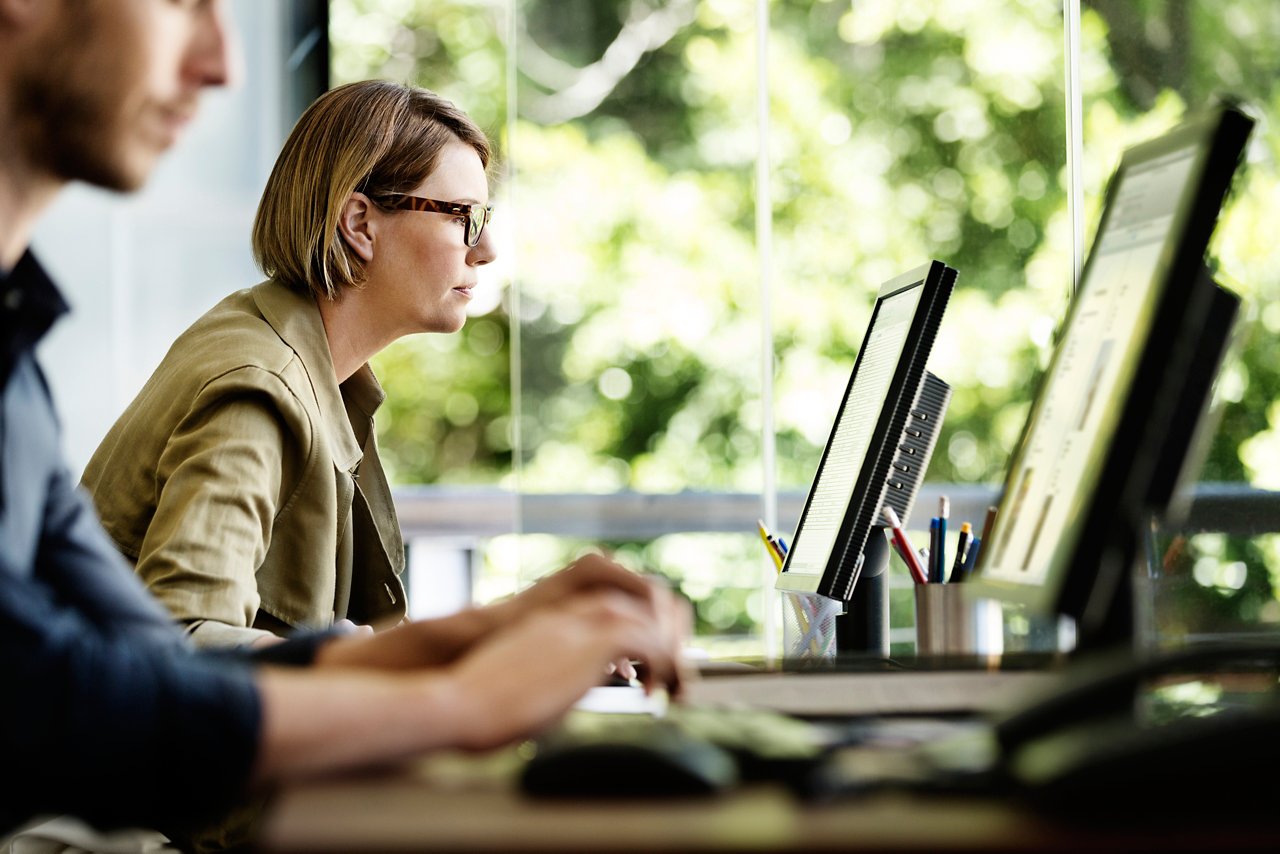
[1064,0,1085,293]
[756,0,779,658]
[507,0,527,573]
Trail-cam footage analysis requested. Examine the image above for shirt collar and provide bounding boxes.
[251,279,384,473]
[1,250,70,388]
[343,363,387,420]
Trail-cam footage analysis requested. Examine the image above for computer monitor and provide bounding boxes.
[776,261,954,603]
[971,102,1254,652]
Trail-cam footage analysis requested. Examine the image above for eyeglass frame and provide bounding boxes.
[371,193,493,247]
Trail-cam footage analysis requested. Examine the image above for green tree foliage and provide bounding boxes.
[332,0,1279,643]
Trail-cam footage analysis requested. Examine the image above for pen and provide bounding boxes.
[928,518,940,583]
[950,522,972,583]
[961,535,981,579]
[881,505,928,585]
[756,519,784,572]
[936,496,949,583]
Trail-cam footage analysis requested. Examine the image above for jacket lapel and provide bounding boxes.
[253,280,362,473]
[253,281,405,625]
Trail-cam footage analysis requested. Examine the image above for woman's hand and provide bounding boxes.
[252,587,691,781]
[502,553,669,617]
[314,553,688,679]
[445,587,691,750]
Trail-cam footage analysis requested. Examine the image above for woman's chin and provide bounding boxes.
[422,315,468,336]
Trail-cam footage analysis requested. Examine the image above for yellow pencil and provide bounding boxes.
[756,519,784,572]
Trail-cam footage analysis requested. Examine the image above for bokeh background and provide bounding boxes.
[324,0,1280,654]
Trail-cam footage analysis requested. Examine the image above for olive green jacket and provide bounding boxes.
[82,280,406,647]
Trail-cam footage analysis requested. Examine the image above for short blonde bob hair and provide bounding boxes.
[252,80,491,300]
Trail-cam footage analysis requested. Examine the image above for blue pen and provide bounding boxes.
[928,518,940,583]
[960,536,981,580]
[936,496,949,583]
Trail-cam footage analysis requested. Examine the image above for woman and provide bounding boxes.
[82,80,498,647]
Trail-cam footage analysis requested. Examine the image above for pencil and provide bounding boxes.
[974,505,998,571]
[882,505,928,585]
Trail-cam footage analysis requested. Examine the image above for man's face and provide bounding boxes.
[13,0,235,192]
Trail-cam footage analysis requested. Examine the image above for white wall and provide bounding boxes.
[34,1,296,476]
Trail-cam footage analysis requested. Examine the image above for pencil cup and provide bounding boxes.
[913,584,1003,657]
[782,592,842,660]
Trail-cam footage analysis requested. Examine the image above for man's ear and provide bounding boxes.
[337,193,376,263]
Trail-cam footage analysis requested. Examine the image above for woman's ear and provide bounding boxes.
[337,193,376,263]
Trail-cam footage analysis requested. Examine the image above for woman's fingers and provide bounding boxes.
[448,590,688,749]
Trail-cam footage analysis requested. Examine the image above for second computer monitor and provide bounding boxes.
[971,102,1253,650]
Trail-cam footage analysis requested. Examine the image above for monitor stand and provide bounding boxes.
[836,529,890,657]
[1076,547,1135,654]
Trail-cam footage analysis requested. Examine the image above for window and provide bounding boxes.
[331,0,1280,654]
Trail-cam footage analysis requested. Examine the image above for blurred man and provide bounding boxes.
[0,0,686,843]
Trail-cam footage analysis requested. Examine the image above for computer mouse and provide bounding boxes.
[520,725,739,798]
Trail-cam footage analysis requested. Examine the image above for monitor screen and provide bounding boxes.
[982,147,1199,587]
[972,103,1253,647]
[777,261,954,600]
[784,285,921,575]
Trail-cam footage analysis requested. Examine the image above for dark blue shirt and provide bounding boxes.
[0,252,317,834]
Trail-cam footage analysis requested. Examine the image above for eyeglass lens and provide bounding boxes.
[467,207,491,247]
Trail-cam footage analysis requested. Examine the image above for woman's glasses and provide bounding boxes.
[375,194,493,247]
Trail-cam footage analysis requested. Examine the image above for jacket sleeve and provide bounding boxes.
[134,365,312,648]
[1,462,262,835]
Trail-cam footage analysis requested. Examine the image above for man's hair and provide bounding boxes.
[252,80,491,300]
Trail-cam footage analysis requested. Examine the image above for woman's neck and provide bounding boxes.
[315,289,397,384]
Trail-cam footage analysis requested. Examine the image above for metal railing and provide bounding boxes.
[393,482,1280,622]
[393,482,1280,540]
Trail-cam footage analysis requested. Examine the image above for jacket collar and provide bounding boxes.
[251,280,383,473]
[1,251,69,390]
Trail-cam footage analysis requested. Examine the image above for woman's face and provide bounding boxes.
[368,139,494,335]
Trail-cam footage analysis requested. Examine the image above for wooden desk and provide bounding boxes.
[258,659,1280,852]
[255,752,1279,852]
